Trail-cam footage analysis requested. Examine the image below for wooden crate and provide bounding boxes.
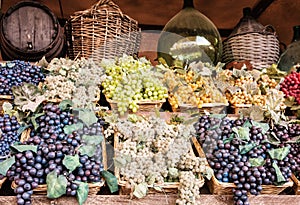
[114,131,204,195]
[192,137,294,195]
[291,174,300,195]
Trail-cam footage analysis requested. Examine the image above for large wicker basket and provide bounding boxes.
[68,0,141,61]
[222,7,280,70]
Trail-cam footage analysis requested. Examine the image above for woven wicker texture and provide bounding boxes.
[222,7,280,70]
[69,0,140,62]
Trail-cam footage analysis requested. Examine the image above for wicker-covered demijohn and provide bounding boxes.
[222,7,280,70]
[68,0,141,61]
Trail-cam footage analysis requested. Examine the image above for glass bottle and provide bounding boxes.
[277,25,300,72]
[157,0,222,66]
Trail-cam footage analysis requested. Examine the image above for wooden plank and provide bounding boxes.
[0,194,299,205]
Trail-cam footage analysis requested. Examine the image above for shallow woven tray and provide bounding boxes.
[114,131,204,195]
[192,137,293,195]
[291,174,300,195]
[108,99,165,113]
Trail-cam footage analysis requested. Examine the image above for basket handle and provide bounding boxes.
[92,0,123,16]
[264,25,276,34]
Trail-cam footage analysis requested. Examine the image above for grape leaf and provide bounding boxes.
[82,135,103,145]
[223,133,235,144]
[232,127,250,141]
[113,155,131,168]
[204,166,214,180]
[10,145,38,153]
[63,123,84,135]
[63,154,80,173]
[251,121,269,134]
[17,125,30,136]
[268,147,290,161]
[2,102,13,114]
[78,145,96,157]
[265,132,281,145]
[249,157,265,167]
[272,162,287,184]
[30,113,45,130]
[46,171,67,199]
[76,108,98,127]
[210,114,227,119]
[59,100,73,111]
[133,182,148,199]
[101,170,118,193]
[242,120,252,128]
[76,181,89,205]
[286,136,300,143]
[0,157,15,175]
[239,143,256,154]
[153,186,163,192]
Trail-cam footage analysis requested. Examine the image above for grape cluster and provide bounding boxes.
[194,116,293,205]
[280,71,300,104]
[6,103,104,205]
[0,60,45,95]
[0,114,21,156]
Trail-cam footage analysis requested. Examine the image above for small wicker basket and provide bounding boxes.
[291,174,300,195]
[68,0,141,61]
[222,7,280,70]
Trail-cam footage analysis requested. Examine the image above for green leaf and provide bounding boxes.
[78,145,96,157]
[59,100,73,111]
[153,186,163,192]
[76,109,98,127]
[10,145,38,153]
[242,120,252,128]
[223,133,235,144]
[62,154,80,173]
[63,123,84,135]
[46,171,67,199]
[233,127,250,141]
[101,170,118,193]
[272,162,287,184]
[204,166,214,180]
[286,136,300,143]
[17,125,30,136]
[30,112,45,130]
[0,157,15,175]
[209,114,226,119]
[2,102,13,113]
[251,121,269,134]
[239,143,257,154]
[113,155,131,168]
[76,181,89,205]
[82,135,103,145]
[249,157,265,167]
[266,132,281,145]
[133,182,148,199]
[268,147,290,161]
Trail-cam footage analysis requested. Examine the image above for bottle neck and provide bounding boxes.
[183,0,194,8]
[292,25,300,42]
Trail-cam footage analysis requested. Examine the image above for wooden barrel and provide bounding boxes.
[0,1,65,62]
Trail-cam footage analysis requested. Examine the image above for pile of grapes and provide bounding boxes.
[280,71,300,104]
[194,115,298,205]
[101,55,168,114]
[163,64,228,110]
[0,60,45,95]
[0,114,21,156]
[5,103,105,205]
[104,115,207,204]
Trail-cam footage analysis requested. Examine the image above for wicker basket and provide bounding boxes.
[114,132,205,195]
[173,103,228,114]
[231,104,253,114]
[69,0,141,61]
[222,7,280,70]
[108,99,165,114]
[291,174,300,195]
[192,137,293,195]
